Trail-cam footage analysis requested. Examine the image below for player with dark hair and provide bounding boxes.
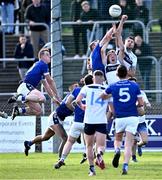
[8,48,61,120]
[54,74,93,169]
[115,15,137,77]
[100,65,144,175]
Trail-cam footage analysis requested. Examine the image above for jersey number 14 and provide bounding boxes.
[90,91,105,106]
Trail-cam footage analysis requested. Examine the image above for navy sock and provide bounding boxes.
[90,165,95,172]
[22,107,26,114]
[132,155,136,160]
[115,148,120,154]
[28,141,32,146]
[122,163,128,171]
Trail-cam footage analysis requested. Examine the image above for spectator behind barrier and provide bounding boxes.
[77,1,99,57]
[133,0,149,36]
[70,0,84,59]
[19,0,32,33]
[133,35,152,90]
[0,0,15,34]
[118,0,135,39]
[14,34,34,80]
[25,0,50,57]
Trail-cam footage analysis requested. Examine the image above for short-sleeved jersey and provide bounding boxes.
[105,62,120,85]
[79,84,109,124]
[24,60,49,88]
[71,87,85,123]
[91,44,105,74]
[56,93,73,121]
[123,47,137,70]
[141,90,149,104]
[105,80,142,118]
[117,47,137,71]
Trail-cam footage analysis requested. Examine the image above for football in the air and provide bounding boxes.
[109,4,122,18]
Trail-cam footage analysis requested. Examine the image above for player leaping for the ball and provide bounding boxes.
[8,48,61,120]
[115,15,137,77]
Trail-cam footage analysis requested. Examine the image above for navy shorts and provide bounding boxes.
[84,123,107,135]
[53,113,60,125]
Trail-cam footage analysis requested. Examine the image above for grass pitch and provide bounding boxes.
[0,152,162,179]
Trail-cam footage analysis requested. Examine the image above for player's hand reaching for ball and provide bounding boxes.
[121,15,128,22]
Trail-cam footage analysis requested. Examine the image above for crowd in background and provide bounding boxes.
[0,0,160,91]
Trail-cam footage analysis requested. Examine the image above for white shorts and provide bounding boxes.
[115,116,139,135]
[138,114,146,123]
[17,82,34,97]
[69,122,84,139]
[48,112,63,131]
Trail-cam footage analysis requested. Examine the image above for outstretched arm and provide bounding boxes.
[115,15,128,63]
[100,27,114,65]
[43,74,61,105]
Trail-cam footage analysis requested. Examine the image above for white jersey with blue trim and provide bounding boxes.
[79,84,109,124]
[105,61,120,85]
[116,47,137,71]
[123,46,137,70]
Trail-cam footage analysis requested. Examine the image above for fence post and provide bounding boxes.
[51,0,63,153]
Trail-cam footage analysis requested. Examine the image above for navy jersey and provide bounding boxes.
[71,87,85,123]
[91,44,105,74]
[56,94,73,121]
[56,93,73,121]
[24,60,49,88]
[105,80,142,118]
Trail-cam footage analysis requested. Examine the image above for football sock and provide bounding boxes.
[115,147,120,154]
[122,163,128,171]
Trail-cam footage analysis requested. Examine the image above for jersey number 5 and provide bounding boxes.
[119,88,130,102]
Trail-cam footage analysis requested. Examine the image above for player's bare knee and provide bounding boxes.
[67,136,75,144]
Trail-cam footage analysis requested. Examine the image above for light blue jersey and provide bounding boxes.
[105,80,142,118]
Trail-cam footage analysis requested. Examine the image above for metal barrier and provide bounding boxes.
[158,56,162,101]
[145,19,159,43]
[136,56,161,103]
[0,58,35,62]
[1,22,49,68]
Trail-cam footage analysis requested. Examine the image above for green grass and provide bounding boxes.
[0,152,162,179]
[152,25,161,32]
